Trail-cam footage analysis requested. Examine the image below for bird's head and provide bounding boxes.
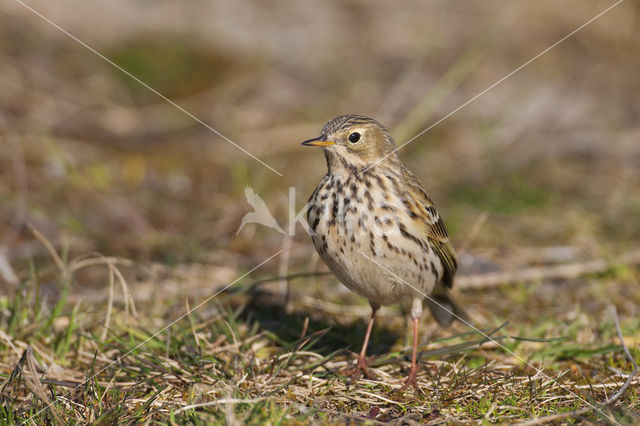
[301,115,399,172]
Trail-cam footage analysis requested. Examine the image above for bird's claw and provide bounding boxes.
[398,365,423,395]
[342,355,375,384]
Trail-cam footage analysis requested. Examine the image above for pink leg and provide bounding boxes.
[401,317,423,393]
[352,304,378,382]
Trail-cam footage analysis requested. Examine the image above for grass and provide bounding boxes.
[1,244,639,423]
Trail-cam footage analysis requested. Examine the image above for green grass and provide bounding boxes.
[1,248,638,423]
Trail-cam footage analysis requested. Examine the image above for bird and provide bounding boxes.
[301,114,467,392]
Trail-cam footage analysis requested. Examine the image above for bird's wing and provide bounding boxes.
[426,216,457,288]
[403,169,458,288]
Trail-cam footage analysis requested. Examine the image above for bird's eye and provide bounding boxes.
[348,132,361,143]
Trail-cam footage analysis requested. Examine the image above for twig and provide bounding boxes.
[40,378,84,387]
[605,305,639,402]
[240,249,640,321]
[611,306,639,370]
[297,295,396,317]
[69,256,133,272]
[246,249,640,293]
[457,249,640,290]
[313,407,389,425]
[248,271,331,292]
[516,305,638,425]
[175,397,266,413]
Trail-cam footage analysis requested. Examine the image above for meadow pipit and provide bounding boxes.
[302,114,467,391]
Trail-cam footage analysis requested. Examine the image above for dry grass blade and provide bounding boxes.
[101,263,115,341]
[517,306,639,425]
[8,348,63,424]
[27,222,67,279]
[175,397,267,414]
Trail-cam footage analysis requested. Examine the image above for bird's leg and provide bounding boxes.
[351,303,379,382]
[401,317,423,393]
[399,297,423,394]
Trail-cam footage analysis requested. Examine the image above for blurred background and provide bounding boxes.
[0,0,639,306]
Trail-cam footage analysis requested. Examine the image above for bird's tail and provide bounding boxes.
[425,290,470,327]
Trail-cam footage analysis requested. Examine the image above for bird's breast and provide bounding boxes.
[307,172,443,306]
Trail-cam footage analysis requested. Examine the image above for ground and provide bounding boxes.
[1,1,639,424]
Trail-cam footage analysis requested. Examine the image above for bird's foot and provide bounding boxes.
[342,355,375,383]
[398,364,423,395]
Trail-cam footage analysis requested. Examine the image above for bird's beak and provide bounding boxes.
[301,136,336,147]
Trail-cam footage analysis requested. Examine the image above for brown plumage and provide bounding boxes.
[302,114,466,391]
